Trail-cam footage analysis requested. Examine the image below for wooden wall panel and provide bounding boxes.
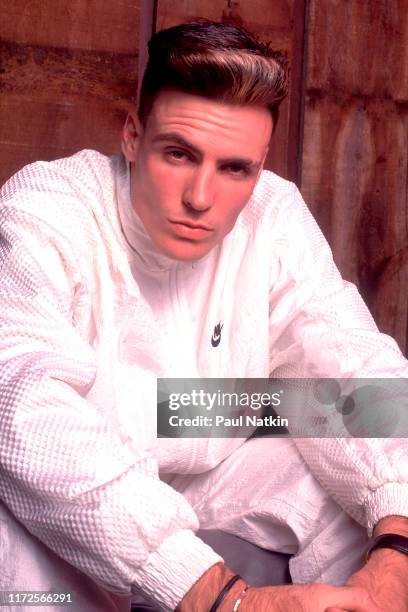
[0,1,140,53]
[0,1,140,185]
[301,0,408,352]
[2,1,406,350]
[155,0,306,181]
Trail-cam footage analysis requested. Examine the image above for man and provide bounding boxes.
[0,20,407,612]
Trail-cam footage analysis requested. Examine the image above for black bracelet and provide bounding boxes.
[366,533,408,561]
[209,574,242,612]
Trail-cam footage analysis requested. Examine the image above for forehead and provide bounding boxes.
[143,89,272,159]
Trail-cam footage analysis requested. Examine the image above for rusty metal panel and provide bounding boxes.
[155,0,306,181]
[301,0,408,352]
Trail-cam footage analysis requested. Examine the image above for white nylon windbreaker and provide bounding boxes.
[0,149,407,610]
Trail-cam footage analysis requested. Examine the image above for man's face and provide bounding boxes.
[122,89,272,261]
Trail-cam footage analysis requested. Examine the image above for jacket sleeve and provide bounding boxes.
[0,204,221,610]
[267,184,408,533]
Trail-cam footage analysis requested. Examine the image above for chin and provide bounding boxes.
[157,238,213,262]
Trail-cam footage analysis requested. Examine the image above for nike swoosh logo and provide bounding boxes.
[211,322,223,347]
[211,333,221,346]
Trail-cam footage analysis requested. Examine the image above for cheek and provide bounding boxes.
[218,183,257,228]
[143,159,187,204]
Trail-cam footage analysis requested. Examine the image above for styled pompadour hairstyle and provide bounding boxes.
[138,20,288,130]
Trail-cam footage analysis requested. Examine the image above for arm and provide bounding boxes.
[267,184,408,527]
[266,184,408,608]
[0,198,221,610]
[177,563,383,612]
[374,515,408,537]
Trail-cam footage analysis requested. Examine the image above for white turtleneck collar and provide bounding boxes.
[115,156,178,273]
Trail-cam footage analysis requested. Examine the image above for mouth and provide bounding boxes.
[168,219,214,240]
[169,219,213,231]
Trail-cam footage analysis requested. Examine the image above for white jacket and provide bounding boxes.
[0,149,407,610]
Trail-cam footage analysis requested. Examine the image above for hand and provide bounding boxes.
[177,563,382,612]
[326,547,408,612]
[326,516,408,612]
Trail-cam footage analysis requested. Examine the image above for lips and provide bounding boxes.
[169,219,213,231]
[169,219,214,240]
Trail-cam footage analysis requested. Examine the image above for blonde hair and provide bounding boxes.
[138,21,288,130]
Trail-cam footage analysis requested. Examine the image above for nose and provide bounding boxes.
[183,166,215,211]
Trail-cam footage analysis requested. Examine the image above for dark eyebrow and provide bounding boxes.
[152,132,261,171]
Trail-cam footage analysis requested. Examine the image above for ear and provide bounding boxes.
[121,110,143,162]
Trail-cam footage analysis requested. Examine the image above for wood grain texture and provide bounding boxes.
[2,0,406,351]
[155,0,305,181]
[0,2,140,184]
[0,1,140,53]
[301,0,408,352]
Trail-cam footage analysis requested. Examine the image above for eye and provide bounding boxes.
[221,163,251,177]
[165,148,192,163]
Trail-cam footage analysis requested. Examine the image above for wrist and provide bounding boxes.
[177,563,243,612]
[366,539,408,574]
[373,515,408,538]
[369,516,408,567]
[369,546,408,564]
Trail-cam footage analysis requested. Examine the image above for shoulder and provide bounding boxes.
[244,169,326,240]
[0,149,123,243]
[241,169,301,228]
[237,170,316,255]
[255,169,295,199]
[235,169,333,278]
[1,149,115,211]
[0,150,128,274]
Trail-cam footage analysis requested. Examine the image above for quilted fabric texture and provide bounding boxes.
[0,149,407,610]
